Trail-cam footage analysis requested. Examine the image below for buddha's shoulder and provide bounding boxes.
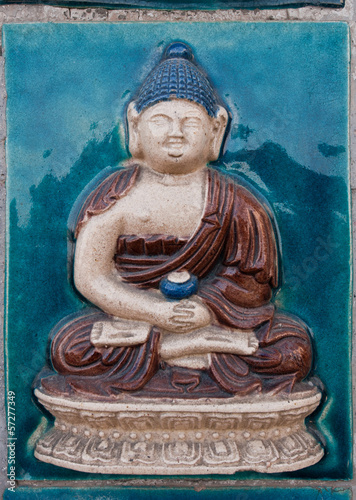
[75,165,140,237]
[87,164,139,201]
[99,164,140,189]
[209,168,267,213]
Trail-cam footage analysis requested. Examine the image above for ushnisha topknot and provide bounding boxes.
[134,42,220,117]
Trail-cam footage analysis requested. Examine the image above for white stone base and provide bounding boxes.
[34,385,324,474]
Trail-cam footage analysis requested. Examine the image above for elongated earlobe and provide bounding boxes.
[209,106,229,162]
[127,102,141,158]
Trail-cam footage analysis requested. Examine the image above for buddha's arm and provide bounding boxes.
[74,207,210,332]
[74,208,168,325]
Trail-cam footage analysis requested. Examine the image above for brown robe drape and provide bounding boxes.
[41,165,312,399]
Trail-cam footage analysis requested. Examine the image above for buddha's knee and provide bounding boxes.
[272,336,312,380]
[270,313,312,379]
[250,314,312,380]
[50,311,112,376]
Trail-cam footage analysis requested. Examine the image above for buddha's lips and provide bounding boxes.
[167,139,184,145]
[168,151,183,158]
[166,139,184,156]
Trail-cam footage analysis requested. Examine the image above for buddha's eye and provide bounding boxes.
[149,115,170,127]
[183,117,201,129]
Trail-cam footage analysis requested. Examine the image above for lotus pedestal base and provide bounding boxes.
[34,385,324,474]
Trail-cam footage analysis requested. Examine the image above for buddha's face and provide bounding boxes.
[127,100,228,175]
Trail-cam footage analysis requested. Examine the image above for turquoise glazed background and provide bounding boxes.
[2,487,353,500]
[3,23,351,480]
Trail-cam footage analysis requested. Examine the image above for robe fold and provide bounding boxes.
[41,165,312,399]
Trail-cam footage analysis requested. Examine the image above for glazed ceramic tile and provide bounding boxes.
[3,22,351,481]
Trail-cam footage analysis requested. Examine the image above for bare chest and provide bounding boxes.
[117,179,206,237]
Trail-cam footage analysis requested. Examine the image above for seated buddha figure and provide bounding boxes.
[41,42,312,400]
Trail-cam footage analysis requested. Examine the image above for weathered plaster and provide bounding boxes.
[0,0,355,495]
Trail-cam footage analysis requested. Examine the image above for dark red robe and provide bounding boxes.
[41,165,312,399]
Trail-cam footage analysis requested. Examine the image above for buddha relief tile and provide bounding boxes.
[3,22,351,481]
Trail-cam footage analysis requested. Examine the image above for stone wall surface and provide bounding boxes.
[0,1,355,497]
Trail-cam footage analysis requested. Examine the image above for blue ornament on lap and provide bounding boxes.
[160,270,198,300]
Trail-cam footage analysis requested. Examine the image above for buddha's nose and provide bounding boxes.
[170,119,184,137]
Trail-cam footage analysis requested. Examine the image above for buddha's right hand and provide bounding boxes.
[155,297,212,333]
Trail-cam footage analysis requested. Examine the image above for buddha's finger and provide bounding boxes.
[171,309,195,319]
[173,320,194,327]
[173,323,195,331]
[173,302,195,311]
[170,315,191,322]
[171,316,194,325]
[169,310,191,317]
[168,315,190,324]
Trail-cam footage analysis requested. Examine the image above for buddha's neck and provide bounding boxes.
[140,165,207,187]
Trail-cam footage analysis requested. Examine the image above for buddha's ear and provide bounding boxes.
[127,102,142,158]
[209,106,229,162]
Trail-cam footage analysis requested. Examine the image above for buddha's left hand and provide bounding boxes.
[167,296,212,333]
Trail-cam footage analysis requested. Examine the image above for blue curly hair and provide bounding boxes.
[134,42,222,118]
